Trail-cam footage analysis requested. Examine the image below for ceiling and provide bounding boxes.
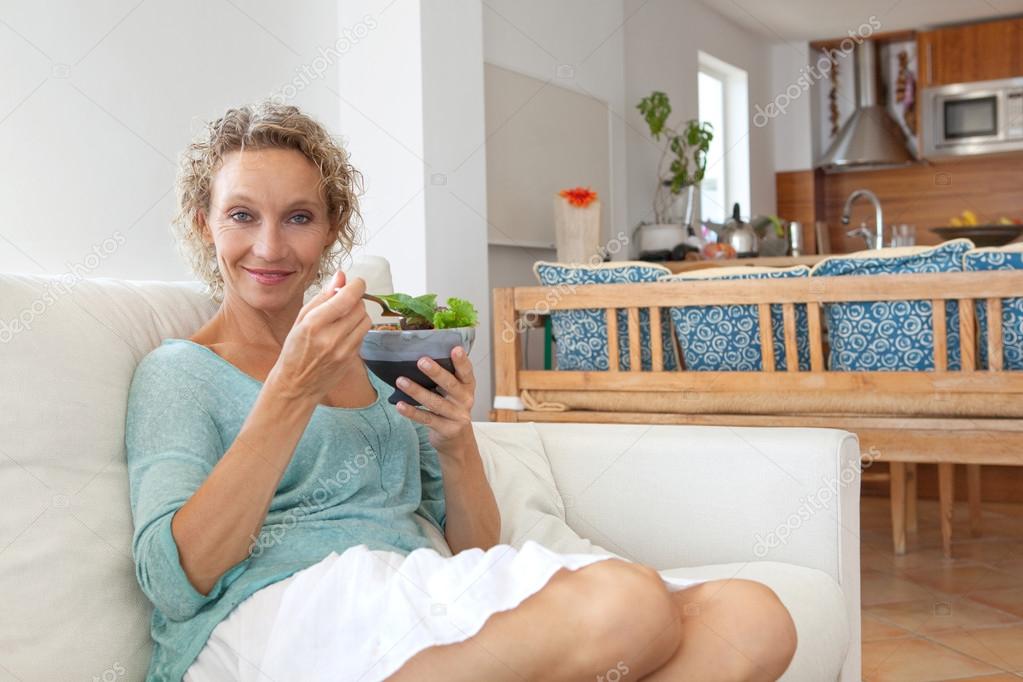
[702,0,1023,42]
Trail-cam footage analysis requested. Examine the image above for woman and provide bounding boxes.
[125,101,797,682]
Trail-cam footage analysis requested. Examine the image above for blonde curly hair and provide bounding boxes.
[173,101,364,302]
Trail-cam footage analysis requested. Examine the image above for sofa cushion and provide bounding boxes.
[661,266,811,371]
[964,242,1023,370]
[811,239,973,370]
[533,261,677,371]
[473,422,619,558]
[0,274,217,681]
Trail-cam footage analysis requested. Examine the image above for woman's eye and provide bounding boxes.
[229,211,252,222]
[289,214,311,224]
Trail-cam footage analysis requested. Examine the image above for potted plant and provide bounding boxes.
[359,293,478,406]
[635,91,713,257]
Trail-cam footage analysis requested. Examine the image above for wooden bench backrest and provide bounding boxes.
[492,270,1023,398]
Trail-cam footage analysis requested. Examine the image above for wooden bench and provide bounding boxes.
[491,270,1023,558]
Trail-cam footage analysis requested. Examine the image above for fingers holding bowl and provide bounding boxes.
[450,346,475,387]
[416,356,464,398]
[395,375,450,415]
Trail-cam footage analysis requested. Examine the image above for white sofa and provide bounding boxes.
[0,272,861,681]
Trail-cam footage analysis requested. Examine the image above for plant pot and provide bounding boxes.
[637,223,687,254]
[360,326,476,406]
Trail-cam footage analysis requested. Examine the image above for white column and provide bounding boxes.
[339,0,492,419]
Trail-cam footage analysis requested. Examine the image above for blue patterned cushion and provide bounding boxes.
[534,261,677,371]
[964,244,1023,370]
[811,239,973,371]
[662,267,811,371]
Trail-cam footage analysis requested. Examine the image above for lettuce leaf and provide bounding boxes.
[433,297,478,329]
[372,292,477,329]
[375,293,437,326]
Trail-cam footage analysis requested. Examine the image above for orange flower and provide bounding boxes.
[558,186,598,208]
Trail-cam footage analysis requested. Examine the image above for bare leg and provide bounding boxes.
[386,559,681,682]
[640,579,798,682]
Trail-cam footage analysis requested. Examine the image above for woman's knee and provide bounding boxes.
[564,560,681,669]
[721,579,798,679]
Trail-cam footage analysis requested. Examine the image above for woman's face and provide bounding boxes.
[202,147,336,312]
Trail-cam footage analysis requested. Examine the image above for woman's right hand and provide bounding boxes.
[268,271,372,403]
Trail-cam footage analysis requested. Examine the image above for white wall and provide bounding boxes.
[483,0,629,250]
[0,0,341,280]
[482,0,628,299]
[624,0,776,225]
[0,0,493,417]
[767,43,815,172]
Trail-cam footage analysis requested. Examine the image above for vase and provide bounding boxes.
[667,184,696,226]
[553,197,601,265]
[654,182,695,227]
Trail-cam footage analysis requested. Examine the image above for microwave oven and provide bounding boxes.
[921,77,1023,157]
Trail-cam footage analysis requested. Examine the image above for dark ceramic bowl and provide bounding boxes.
[360,326,476,406]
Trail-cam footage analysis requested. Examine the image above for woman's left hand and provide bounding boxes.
[395,346,476,456]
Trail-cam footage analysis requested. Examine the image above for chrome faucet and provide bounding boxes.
[840,189,885,250]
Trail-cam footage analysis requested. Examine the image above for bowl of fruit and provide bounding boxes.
[359,293,477,406]
[931,210,1023,247]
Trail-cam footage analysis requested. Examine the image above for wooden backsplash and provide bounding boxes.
[776,151,1023,253]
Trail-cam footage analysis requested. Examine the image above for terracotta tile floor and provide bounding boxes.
[860,495,1023,681]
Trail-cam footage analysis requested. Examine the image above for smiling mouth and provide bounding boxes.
[243,267,295,284]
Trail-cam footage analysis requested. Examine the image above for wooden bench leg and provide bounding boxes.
[905,463,918,533]
[890,462,907,555]
[938,462,955,559]
[967,464,983,538]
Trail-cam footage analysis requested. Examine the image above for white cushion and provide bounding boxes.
[473,422,620,557]
[0,274,217,680]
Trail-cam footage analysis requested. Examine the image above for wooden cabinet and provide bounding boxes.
[918,18,1023,87]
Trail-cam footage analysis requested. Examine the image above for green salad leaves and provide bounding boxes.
[374,293,478,330]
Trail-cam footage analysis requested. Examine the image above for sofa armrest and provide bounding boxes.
[531,424,860,585]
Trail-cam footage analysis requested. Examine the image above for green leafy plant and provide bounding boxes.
[636,91,713,224]
[374,293,478,330]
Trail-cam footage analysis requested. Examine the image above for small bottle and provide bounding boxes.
[789,221,803,256]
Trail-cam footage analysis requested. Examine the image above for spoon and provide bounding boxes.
[357,291,402,317]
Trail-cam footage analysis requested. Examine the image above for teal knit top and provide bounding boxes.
[124,339,446,681]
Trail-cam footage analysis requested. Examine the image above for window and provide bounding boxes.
[698,52,750,224]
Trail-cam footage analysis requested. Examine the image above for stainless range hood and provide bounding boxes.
[817,41,915,171]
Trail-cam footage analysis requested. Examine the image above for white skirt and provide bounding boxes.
[185,540,705,682]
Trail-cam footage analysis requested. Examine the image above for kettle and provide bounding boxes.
[721,203,758,258]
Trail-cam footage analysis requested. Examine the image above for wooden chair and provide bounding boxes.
[885,462,984,555]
